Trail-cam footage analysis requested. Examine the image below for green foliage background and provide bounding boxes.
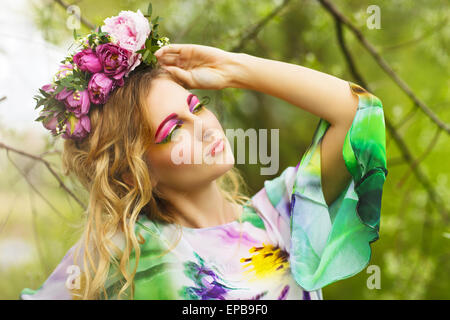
[0,0,449,299]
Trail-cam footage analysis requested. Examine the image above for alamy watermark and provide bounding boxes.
[366,264,381,290]
[168,121,280,176]
[66,5,81,30]
[367,5,381,30]
[65,264,81,290]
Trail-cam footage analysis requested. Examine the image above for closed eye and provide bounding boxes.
[155,94,206,144]
[187,93,205,113]
[155,119,183,144]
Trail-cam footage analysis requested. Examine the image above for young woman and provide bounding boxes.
[20,9,387,300]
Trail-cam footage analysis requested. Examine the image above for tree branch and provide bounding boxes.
[330,14,449,220]
[53,0,96,30]
[381,17,448,52]
[0,141,87,211]
[230,0,292,53]
[318,0,449,134]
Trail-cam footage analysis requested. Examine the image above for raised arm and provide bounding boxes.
[228,53,359,206]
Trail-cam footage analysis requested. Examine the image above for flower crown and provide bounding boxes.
[34,3,170,140]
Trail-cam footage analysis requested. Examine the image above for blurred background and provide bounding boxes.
[0,0,449,299]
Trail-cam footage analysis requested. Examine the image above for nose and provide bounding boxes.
[189,114,206,142]
[202,129,212,142]
[190,115,216,143]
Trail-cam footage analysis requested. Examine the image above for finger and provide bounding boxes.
[156,53,179,66]
[164,66,192,89]
[155,44,183,57]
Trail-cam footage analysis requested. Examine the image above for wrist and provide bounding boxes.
[224,52,253,90]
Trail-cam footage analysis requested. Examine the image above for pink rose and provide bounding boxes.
[62,114,91,140]
[88,73,113,105]
[95,43,131,80]
[102,9,151,74]
[65,90,91,118]
[73,48,102,73]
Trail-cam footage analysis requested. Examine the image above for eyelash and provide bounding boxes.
[157,120,183,144]
[156,98,205,144]
[192,102,204,113]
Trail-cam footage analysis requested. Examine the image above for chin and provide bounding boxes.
[207,157,235,178]
[204,149,235,181]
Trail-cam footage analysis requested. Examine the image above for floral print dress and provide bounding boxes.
[20,81,387,300]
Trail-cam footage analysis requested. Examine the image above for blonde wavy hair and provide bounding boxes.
[61,65,253,299]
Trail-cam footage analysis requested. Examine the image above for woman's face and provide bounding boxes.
[144,76,235,192]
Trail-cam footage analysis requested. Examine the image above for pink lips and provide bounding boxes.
[208,138,225,156]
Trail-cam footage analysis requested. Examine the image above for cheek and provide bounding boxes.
[147,146,183,171]
[146,141,195,187]
[146,113,232,188]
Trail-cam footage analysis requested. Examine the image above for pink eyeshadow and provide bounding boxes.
[155,118,179,143]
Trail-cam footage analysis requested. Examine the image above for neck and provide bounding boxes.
[157,180,241,229]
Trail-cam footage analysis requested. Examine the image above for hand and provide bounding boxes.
[154,44,238,90]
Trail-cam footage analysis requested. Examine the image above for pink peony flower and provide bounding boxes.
[126,53,142,75]
[102,9,150,53]
[39,110,60,134]
[62,114,91,140]
[54,63,74,81]
[88,73,113,105]
[95,43,131,80]
[55,87,73,101]
[102,9,151,74]
[113,77,125,88]
[65,89,91,118]
[73,48,102,73]
[41,83,56,93]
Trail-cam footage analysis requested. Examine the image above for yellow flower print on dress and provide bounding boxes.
[240,243,289,281]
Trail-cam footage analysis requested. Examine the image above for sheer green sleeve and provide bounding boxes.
[287,81,388,291]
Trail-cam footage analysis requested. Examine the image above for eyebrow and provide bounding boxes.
[154,112,178,140]
[154,93,196,141]
[187,93,195,112]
